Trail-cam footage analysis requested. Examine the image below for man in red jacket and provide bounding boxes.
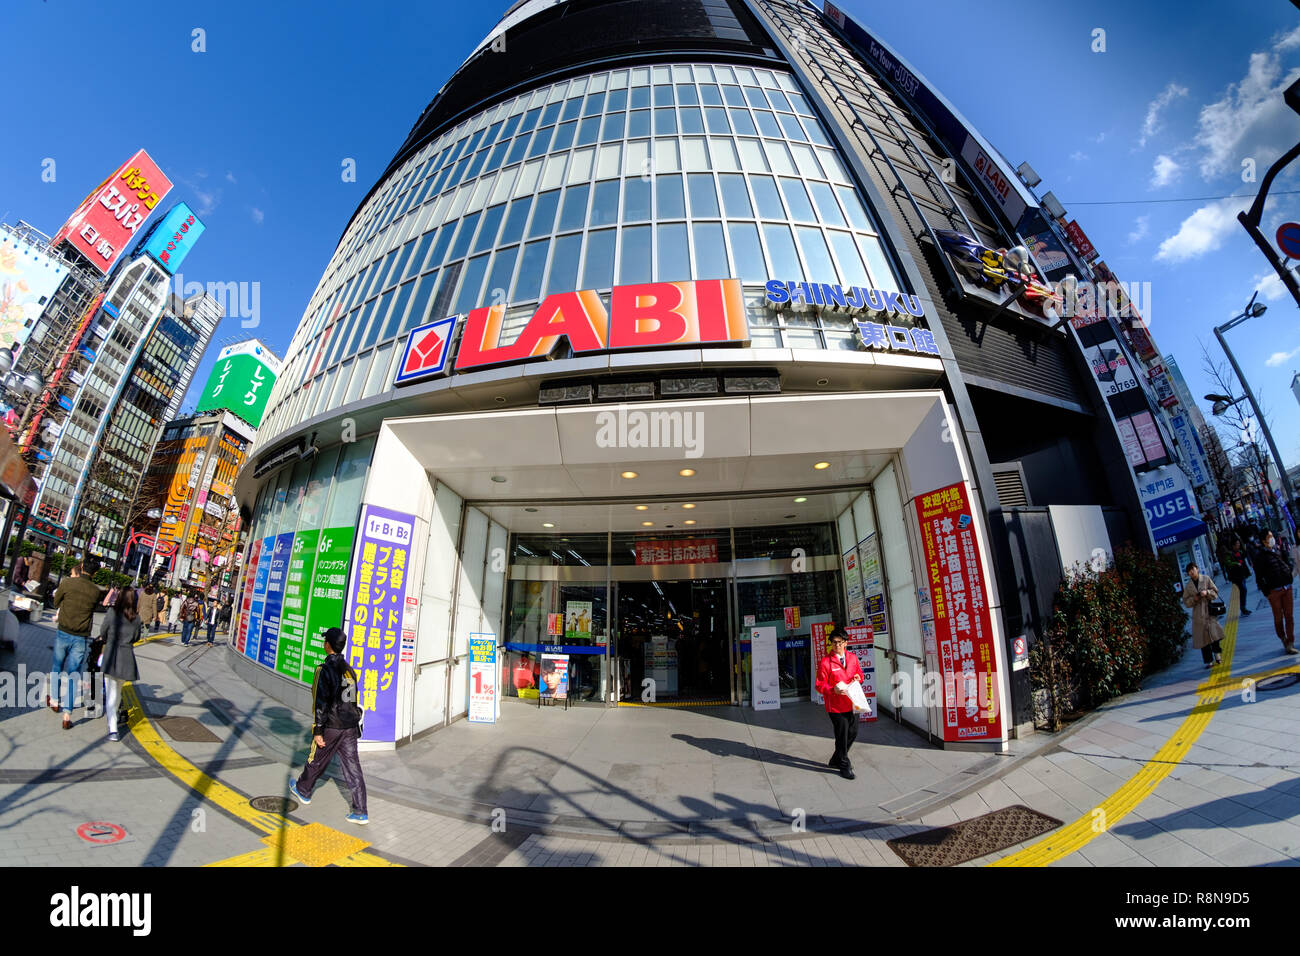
[815,626,864,779]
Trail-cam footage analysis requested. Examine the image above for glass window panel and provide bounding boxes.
[561,97,582,121]
[789,142,822,178]
[763,223,802,277]
[569,76,589,97]
[402,272,437,334]
[360,292,391,350]
[735,67,758,86]
[379,280,414,341]
[488,167,516,205]
[709,138,740,171]
[513,159,542,197]
[325,437,376,528]
[816,148,849,183]
[656,223,690,281]
[568,147,594,184]
[789,90,813,114]
[518,107,542,133]
[656,173,685,218]
[430,218,457,265]
[454,254,490,314]
[448,211,481,260]
[767,89,792,112]
[528,190,560,238]
[779,178,816,221]
[653,84,674,107]
[729,109,757,136]
[559,184,590,231]
[546,233,582,294]
[596,143,621,179]
[600,112,625,142]
[624,139,650,177]
[582,229,616,290]
[857,234,897,286]
[551,120,577,152]
[809,181,846,226]
[589,73,607,93]
[610,69,628,89]
[835,186,870,231]
[590,180,620,226]
[828,231,870,287]
[700,84,723,106]
[583,91,605,116]
[619,224,652,284]
[505,135,530,166]
[627,110,651,137]
[718,174,753,217]
[526,125,555,158]
[500,196,532,245]
[485,246,519,301]
[796,226,836,279]
[653,108,677,135]
[630,85,650,109]
[722,85,745,107]
[727,221,766,281]
[687,174,719,217]
[540,153,567,189]
[804,118,831,147]
[693,65,714,83]
[363,341,395,399]
[513,239,550,301]
[755,111,782,138]
[693,223,728,279]
[540,101,562,126]
[680,108,704,134]
[623,176,652,221]
[737,139,769,173]
[607,88,628,112]
[464,149,488,180]
[577,116,600,145]
[329,358,354,409]
[744,86,768,109]
[715,65,737,84]
[763,140,796,174]
[676,84,699,106]
[472,204,506,254]
[682,138,708,172]
[653,138,679,172]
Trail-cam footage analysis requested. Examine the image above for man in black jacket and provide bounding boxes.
[288,627,369,824]
[1256,532,1296,655]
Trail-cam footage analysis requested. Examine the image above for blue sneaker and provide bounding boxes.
[346,812,369,826]
[288,778,311,806]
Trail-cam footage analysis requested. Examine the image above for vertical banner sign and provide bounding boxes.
[915,483,1002,741]
[245,535,274,662]
[810,621,831,705]
[275,530,318,680]
[540,653,570,699]
[750,625,780,711]
[842,548,866,626]
[783,606,800,630]
[468,635,498,723]
[845,624,877,722]
[347,506,415,742]
[301,527,355,682]
[547,612,563,637]
[258,532,294,670]
[858,534,889,635]
[236,538,261,653]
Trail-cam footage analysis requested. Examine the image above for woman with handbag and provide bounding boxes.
[99,588,142,742]
[1183,564,1226,668]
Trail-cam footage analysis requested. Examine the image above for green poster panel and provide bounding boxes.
[299,526,357,684]
[275,530,318,680]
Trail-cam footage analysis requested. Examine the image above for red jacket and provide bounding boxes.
[816,650,864,714]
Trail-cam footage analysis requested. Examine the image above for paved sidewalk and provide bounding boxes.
[2,572,1299,866]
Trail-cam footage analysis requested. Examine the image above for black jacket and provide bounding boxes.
[1256,548,1295,593]
[311,654,361,736]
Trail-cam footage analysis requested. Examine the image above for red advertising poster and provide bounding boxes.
[1065,220,1097,260]
[915,482,1002,741]
[634,538,718,565]
[52,149,173,275]
[236,538,262,653]
[783,606,800,630]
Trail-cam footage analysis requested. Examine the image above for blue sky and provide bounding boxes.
[2,0,1298,472]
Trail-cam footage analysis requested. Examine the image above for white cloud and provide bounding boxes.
[1195,42,1300,180]
[1127,215,1150,244]
[1265,345,1300,367]
[191,189,218,216]
[1154,196,1251,262]
[250,207,265,225]
[1150,154,1181,188]
[225,171,237,184]
[1094,131,1107,144]
[1141,82,1189,147]
[1070,150,1089,162]
[1256,271,1287,301]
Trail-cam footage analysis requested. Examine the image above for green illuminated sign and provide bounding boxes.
[196,352,277,427]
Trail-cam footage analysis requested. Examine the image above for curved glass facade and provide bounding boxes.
[256,61,905,448]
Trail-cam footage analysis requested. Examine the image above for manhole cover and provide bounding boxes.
[1257,674,1300,692]
[887,805,1062,867]
[251,795,298,813]
[156,716,221,742]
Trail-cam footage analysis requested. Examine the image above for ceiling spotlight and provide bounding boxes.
[681,503,695,509]
[494,396,507,404]
[793,496,807,503]
[635,504,649,511]
[684,519,696,525]
[621,471,638,479]
[641,521,654,527]
[816,377,829,386]
[813,461,830,470]
[543,522,555,528]
[679,468,695,477]
[490,475,507,483]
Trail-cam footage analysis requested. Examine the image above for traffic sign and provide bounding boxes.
[76,822,126,845]
[1276,222,1300,259]
[395,316,457,385]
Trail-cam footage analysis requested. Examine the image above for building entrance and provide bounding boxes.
[614,578,730,703]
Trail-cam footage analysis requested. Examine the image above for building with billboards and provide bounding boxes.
[195,339,281,428]
[233,0,1169,749]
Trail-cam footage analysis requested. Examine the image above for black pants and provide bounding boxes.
[296,727,367,813]
[1200,640,1222,664]
[205,621,217,644]
[1232,579,1250,611]
[829,710,858,767]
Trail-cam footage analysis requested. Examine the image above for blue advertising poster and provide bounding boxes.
[258,532,295,669]
[468,635,497,724]
[139,202,205,275]
[245,535,275,661]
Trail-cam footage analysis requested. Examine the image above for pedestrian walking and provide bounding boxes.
[1219,534,1253,616]
[180,590,201,645]
[288,627,368,824]
[217,599,232,641]
[99,589,141,742]
[1182,564,1226,667]
[11,552,28,591]
[814,625,864,779]
[49,561,104,729]
[1255,531,1296,655]
[168,591,182,630]
[155,590,167,632]
[204,596,221,645]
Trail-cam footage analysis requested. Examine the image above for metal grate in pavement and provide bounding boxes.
[887,805,1061,867]
[251,795,298,813]
[155,715,222,742]
[448,829,533,867]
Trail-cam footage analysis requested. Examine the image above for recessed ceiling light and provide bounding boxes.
[525,507,538,513]
[635,504,648,511]
[684,519,696,525]
[491,475,507,483]
[494,396,507,404]
[542,522,555,528]
[621,471,638,479]
[682,503,696,509]
[793,497,807,503]
[679,468,695,477]
[785,514,797,519]
[816,377,829,386]
[813,461,830,470]
[641,521,653,527]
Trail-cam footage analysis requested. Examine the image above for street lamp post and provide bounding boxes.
[1211,293,1298,520]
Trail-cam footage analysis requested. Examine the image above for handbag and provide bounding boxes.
[1208,599,1226,617]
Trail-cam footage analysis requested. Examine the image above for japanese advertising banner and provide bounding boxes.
[915,482,1002,741]
[139,202,205,275]
[634,538,718,565]
[842,547,865,625]
[540,652,569,700]
[275,530,318,681]
[0,233,68,354]
[195,340,281,428]
[858,534,889,636]
[783,606,800,630]
[52,149,172,275]
[258,532,294,670]
[236,538,262,654]
[346,506,415,742]
[244,535,274,662]
[564,601,592,642]
[301,527,355,682]
[468,635,498,723]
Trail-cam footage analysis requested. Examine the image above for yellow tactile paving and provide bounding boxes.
[991,593,1271,867]
[121,682,400,867]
